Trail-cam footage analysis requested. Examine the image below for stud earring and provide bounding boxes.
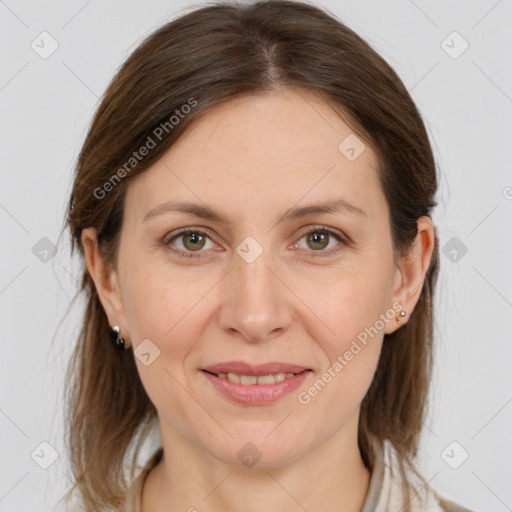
[396,310,407,324]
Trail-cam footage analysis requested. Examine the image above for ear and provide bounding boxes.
[383,216,436,334]
[81,227,130,347]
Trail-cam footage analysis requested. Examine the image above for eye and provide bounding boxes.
[291,226,347,257]
[164,228,217,259]
[163,225,349,260]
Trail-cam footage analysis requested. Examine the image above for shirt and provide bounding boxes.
[120,437,474,512]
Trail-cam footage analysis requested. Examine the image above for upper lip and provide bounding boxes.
[202,361,311,376]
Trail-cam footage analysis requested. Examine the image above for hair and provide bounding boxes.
[61,1,440,510]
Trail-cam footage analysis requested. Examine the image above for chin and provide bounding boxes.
[204,430,312,469]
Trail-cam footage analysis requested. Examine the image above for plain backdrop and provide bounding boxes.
[1,0,511,510]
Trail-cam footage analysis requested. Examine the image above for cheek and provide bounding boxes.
[121,257,211,342]
[302,266,392,352]
[122,263,206,422]
[120,262,218,410]
[294,269,391,408]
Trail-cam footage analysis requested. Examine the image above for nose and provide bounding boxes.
[217,245,293,343]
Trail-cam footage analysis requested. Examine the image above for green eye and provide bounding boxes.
[293,227,347,257]
[165,228,214,258]
[164,226,348,259]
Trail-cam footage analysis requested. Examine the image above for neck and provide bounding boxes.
[142,418,372,512]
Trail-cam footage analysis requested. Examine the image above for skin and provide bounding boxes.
[82,89,435,512]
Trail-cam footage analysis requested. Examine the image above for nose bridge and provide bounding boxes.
[219,236,291,341]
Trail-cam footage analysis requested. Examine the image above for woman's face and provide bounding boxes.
[89,89,426,467]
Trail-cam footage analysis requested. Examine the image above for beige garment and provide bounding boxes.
[119,438,473,512]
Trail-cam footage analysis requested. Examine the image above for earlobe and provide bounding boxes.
[81,227,128,343]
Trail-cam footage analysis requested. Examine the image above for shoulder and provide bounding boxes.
[435,492,476,512]
[61,449,161,512]
[119,446,163,512]
[368,437,476,512]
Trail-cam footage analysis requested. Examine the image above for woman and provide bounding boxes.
[61,1,474,510]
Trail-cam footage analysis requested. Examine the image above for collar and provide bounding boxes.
[122,437,450,512]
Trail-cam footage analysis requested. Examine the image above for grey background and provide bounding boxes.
[1,0,511,510]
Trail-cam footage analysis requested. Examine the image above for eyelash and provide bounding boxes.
[163,226,349,260]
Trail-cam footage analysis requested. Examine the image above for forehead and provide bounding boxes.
[168,90,375,169]
[125,89,386,226]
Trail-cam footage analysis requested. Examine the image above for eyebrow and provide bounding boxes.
[142,197,367,227]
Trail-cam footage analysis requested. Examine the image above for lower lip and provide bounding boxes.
[201,370,312,406]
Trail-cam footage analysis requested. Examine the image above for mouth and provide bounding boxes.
[202,360,311,377]
[201,369,310,385]
[200,361,312,405]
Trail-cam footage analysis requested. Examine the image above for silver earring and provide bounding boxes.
[396,310,407,324]
[111,325,128,349]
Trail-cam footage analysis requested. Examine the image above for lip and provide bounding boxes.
[202,361,310,376]
[202,370,311,405]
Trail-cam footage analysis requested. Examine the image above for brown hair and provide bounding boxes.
[61,1,439,510]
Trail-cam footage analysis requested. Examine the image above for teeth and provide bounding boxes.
[219,372,299,385]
